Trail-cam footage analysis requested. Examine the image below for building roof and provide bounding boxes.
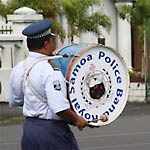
[14,7,36,15]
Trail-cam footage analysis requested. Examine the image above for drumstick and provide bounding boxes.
[88,115,108,123]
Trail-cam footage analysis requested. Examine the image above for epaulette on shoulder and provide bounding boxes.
[48,60,60,71]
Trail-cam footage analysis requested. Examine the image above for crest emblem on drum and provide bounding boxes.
[88,64,107,99]
[81,66,112,109]
[89,82,105,99]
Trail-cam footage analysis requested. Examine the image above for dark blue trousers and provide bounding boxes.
[21,118,79,150]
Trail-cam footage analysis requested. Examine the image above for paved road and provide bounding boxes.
[0,103,150,150]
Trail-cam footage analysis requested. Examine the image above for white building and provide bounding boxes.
[0,0,133,68]
[0,0,139,102]
[58,0,133,69]
[0,6,43,102]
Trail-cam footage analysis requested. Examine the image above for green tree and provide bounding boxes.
[0,0,7,18]
[119,0,150,93]
[118,0,150,39]
[61,0,112,43]
[0,0,65,43]
[1,0,60,18]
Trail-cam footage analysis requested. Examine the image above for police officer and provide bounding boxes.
[9,19,107,150]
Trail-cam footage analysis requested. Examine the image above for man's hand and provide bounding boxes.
[88,114,108,124]
[100,114,108,122]
[75,116,88,131]
[57,109,88,130]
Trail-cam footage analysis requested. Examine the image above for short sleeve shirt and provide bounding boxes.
[9,52,70,120]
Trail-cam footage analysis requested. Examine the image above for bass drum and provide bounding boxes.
[52,44,129,126]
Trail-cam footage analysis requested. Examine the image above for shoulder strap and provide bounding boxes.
[27,77,48,104]
[23,57,51,105]
[48,59,60,71]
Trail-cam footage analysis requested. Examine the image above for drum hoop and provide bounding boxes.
[58,44,129,126]
[53,43,81,54]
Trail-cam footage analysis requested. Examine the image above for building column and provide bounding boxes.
[115,2,132,69]
[0,35,24,102]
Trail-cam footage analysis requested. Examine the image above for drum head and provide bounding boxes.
[66,45,129,126]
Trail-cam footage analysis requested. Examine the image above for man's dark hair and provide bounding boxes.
[27,35,51,51]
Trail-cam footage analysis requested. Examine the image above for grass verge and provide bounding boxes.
[0,116,25,125]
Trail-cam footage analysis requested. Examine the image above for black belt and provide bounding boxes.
[26,116,51,120]
[26,117,67,123]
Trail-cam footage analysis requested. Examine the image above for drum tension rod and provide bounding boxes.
[54,53,79,58]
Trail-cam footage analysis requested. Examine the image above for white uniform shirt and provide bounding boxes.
[9,52,70,120]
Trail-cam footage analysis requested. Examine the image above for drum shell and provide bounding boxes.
[52,44,129,126]
[52,44,87,77]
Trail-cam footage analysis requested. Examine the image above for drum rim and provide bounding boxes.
[57,44,129,126]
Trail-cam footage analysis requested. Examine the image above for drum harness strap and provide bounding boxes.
[22,55,70,106]
[22,57,51,105]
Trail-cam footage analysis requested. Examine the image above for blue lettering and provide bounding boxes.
[102,92,123,115]
[75,102,80,110]
[99,51,105,59]
[103,111,109,116]
[117,76,122,83]
[109,104,115,112]
[72,65,81,76]
[80,58,86,65]
[85,113,91,119]
[98,51,122,84]
[105,57,111,63]
[115,70,122,83]
[114,97,119,104]
[79,109,86,116]
[92,114,98,120]
[70,54,93,87]
[115,70,120,76]
[110,60,115,67]
[70,77,76,85]
[71,99,99,121]
[87,54,92,61]
[112,63,118,70]
[117,89,123,97]
[69,86,75,94]
[71,98,77,103]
